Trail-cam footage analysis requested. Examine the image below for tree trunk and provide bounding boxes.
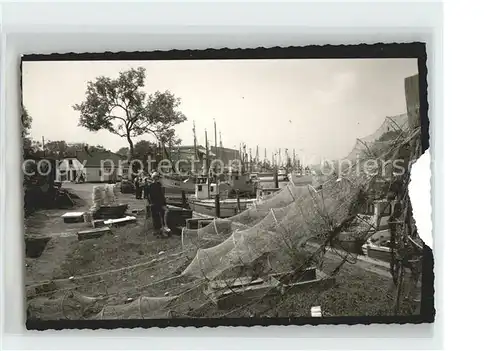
[126,133,134,179]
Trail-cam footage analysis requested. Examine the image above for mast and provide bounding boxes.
[192,121,198,161]
[177,145,181,169]
[285,148,290,171]
[242,144,247,173]
[278,149,281,168]
[214,119,218,161]
[249,148,253,173]
[219,131,222,148]
[204,129,210,181]
[213,119,219,194]
[255,145,259,170]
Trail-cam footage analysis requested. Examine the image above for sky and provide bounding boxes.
[22,58,418,165]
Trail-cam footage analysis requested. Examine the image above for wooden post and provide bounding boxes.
[236,190,241,213]
[405,74,420,130]
[274,167,279,188]
[181,190,187,208]
[215,194,221,218]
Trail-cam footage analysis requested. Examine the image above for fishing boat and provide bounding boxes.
[160,174,196,195]
[287,171,313,186]
[188,119,260,217]
[188,180,256,218]
[256,169,288,183]
[358,200,398,262]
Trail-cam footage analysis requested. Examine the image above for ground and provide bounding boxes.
[25,182,420,320]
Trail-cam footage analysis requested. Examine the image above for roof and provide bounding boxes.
[73,150,125,168]
[174,145,216,157]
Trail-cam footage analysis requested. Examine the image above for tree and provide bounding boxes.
[21,105,40,157]
[134,140,157,160]
[116,147,130,156]
[21,105,32,138]
[73,67,187,161]
[87,144,109,153]
[44,140,69,157]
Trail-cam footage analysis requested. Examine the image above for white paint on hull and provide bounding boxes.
[161,177,195,194]
[188,198,255,218]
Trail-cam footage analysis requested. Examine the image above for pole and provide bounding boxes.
[205,129,210,182]
[242,144,246,174]
[236,190,241,213]
[249,148,253,173]
[214,120,219,195]
[274,166,279,188]
[192,121,198,160]
[215,194,221,218]
[214,120,218,162]
[181,190,187,208]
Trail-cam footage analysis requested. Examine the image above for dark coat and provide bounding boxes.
[148,181,166,206]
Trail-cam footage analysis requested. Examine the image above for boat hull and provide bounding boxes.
[161,177,195,195]
[188,198,255,218]
[288,173,313,186]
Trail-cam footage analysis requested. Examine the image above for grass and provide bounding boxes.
[188,259,420,318]
[26,188,420,319]
[29,222,420,319]
[50,224,192,305]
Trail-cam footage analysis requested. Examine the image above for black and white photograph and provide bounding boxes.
[21,44,433,329]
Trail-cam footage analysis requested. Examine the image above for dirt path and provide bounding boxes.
[24,183,148,292]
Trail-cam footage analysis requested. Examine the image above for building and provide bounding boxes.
[58,150,126,182]
[210,146,241,166]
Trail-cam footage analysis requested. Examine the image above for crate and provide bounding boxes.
[61,212,85,223]
[77,226,112,241]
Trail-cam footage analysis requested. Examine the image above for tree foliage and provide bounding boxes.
[21,105,32,138]
[41,141,110,158]
[134,140,157,160]
[116,147,130,156]
[21,105,40,157]
[73,67,187,159]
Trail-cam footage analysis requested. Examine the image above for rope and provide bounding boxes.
[270,208,278,225]
[213,218,219,236]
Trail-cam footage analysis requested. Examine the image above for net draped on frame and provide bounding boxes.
[342,114,409,164]
[181,113,412,281]
[181,185,313,247]
[182,179,365,280]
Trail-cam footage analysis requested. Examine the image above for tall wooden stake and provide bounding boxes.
[214,120,219,195]
[204,129,210,182]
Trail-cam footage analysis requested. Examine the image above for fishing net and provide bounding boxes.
[181,178,364,280]
[342,114,409,165]
[94,296,180,319]
[182,113,418,282]
[181,220,248,249]
[180,185,312,249]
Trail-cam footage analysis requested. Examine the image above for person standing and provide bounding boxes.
[143,173,151,201]
[147,172,169,237]
[134,174,142,199]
